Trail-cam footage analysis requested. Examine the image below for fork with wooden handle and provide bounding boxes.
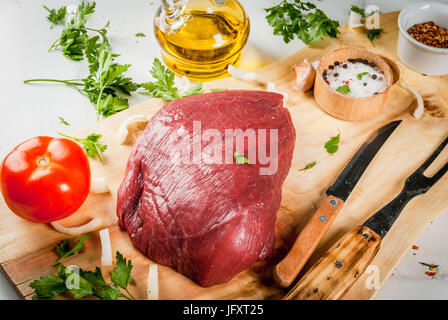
[284,136,448,300]
[273,121,402,288]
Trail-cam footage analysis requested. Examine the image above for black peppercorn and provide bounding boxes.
[342,64,348,68]
[334,61,340,66]
[329,65,334,70]
[334,72,339,77]
[363,82,367,86]
[369,62,376,67]
[372,74,377,79]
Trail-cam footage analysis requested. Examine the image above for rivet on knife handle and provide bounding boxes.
[274,195,344,288]
[283,225,381,300]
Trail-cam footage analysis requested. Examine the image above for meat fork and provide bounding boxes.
[284,136,448,300]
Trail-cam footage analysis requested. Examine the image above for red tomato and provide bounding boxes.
[0,136,91,223]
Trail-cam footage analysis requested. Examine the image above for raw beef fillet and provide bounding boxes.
[117,90,295,286]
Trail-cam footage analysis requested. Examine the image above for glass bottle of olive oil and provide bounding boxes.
[154,0,250,81]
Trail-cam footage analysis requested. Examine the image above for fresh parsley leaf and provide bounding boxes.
[325,132,340,154]
[135,32,146,37]
[140,58,204,101]
[53,235,90,266]
[26,43,138,120]
[58,132,107,162]
[47,2,110,61]
[265,0,339,45]
[58,116,70,126]
[357,72,369,80]
[30,246,136,300]
[111,251,134,290]
[300,161,317,171]
[181,82,204,98]
[44,5,67,27]
[336,85,350,95]
[30,274,67,300]
[350,5,365,18]
[210,88,228,92]
[366,28,383,46]
[234,152,249,164]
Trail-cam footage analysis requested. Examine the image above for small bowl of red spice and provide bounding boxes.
[398,2,448,75]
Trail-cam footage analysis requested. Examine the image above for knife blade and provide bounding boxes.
[284,135,448,300]
[273,120,402,288]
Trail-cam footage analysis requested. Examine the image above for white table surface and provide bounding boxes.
[1,0,447,300]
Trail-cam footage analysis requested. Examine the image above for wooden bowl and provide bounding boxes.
[314,47,394,121]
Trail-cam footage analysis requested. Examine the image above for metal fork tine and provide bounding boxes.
[429,161,448,185]
[417,136,448,173]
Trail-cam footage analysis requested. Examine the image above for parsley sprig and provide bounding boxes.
[140,58,204,101]
[265,0,340,45]
[47,2,109,61]
[25,41,138,119]
[349,5,383,46]
[53,236,90,266]
[59,132,107,162]
[30,251,136,300]
[44,5,66,28]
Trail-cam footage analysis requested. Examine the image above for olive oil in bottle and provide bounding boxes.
[154,0,250,81]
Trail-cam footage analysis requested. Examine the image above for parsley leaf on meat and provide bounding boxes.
[234,152,249,164]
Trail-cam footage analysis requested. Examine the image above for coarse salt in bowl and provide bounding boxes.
[314,47,394,121]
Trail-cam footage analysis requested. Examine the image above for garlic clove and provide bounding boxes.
[293,59,316,92]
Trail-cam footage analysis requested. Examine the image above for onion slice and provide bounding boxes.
[99,228,112,266]
[267,82,288,103]
[50,218,103,236]
[228,65,258,81]
[91,177,110,194]
[400,82,424,119]
[147,264,159,300]
[118,114,148,145]
[348,11,363,28]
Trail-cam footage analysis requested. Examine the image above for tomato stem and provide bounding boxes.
[36,155,50,167]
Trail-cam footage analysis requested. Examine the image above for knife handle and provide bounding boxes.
[274,195,344,288]
[283,225,381,300]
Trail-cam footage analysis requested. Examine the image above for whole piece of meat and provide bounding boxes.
[117,90,295,287]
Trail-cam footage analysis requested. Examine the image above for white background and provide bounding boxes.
[1,0,448,299]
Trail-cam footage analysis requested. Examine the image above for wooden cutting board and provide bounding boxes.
[1,12,447,300]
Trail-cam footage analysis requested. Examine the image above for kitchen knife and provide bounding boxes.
[274,120,402,288]
[284,135,448,300]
